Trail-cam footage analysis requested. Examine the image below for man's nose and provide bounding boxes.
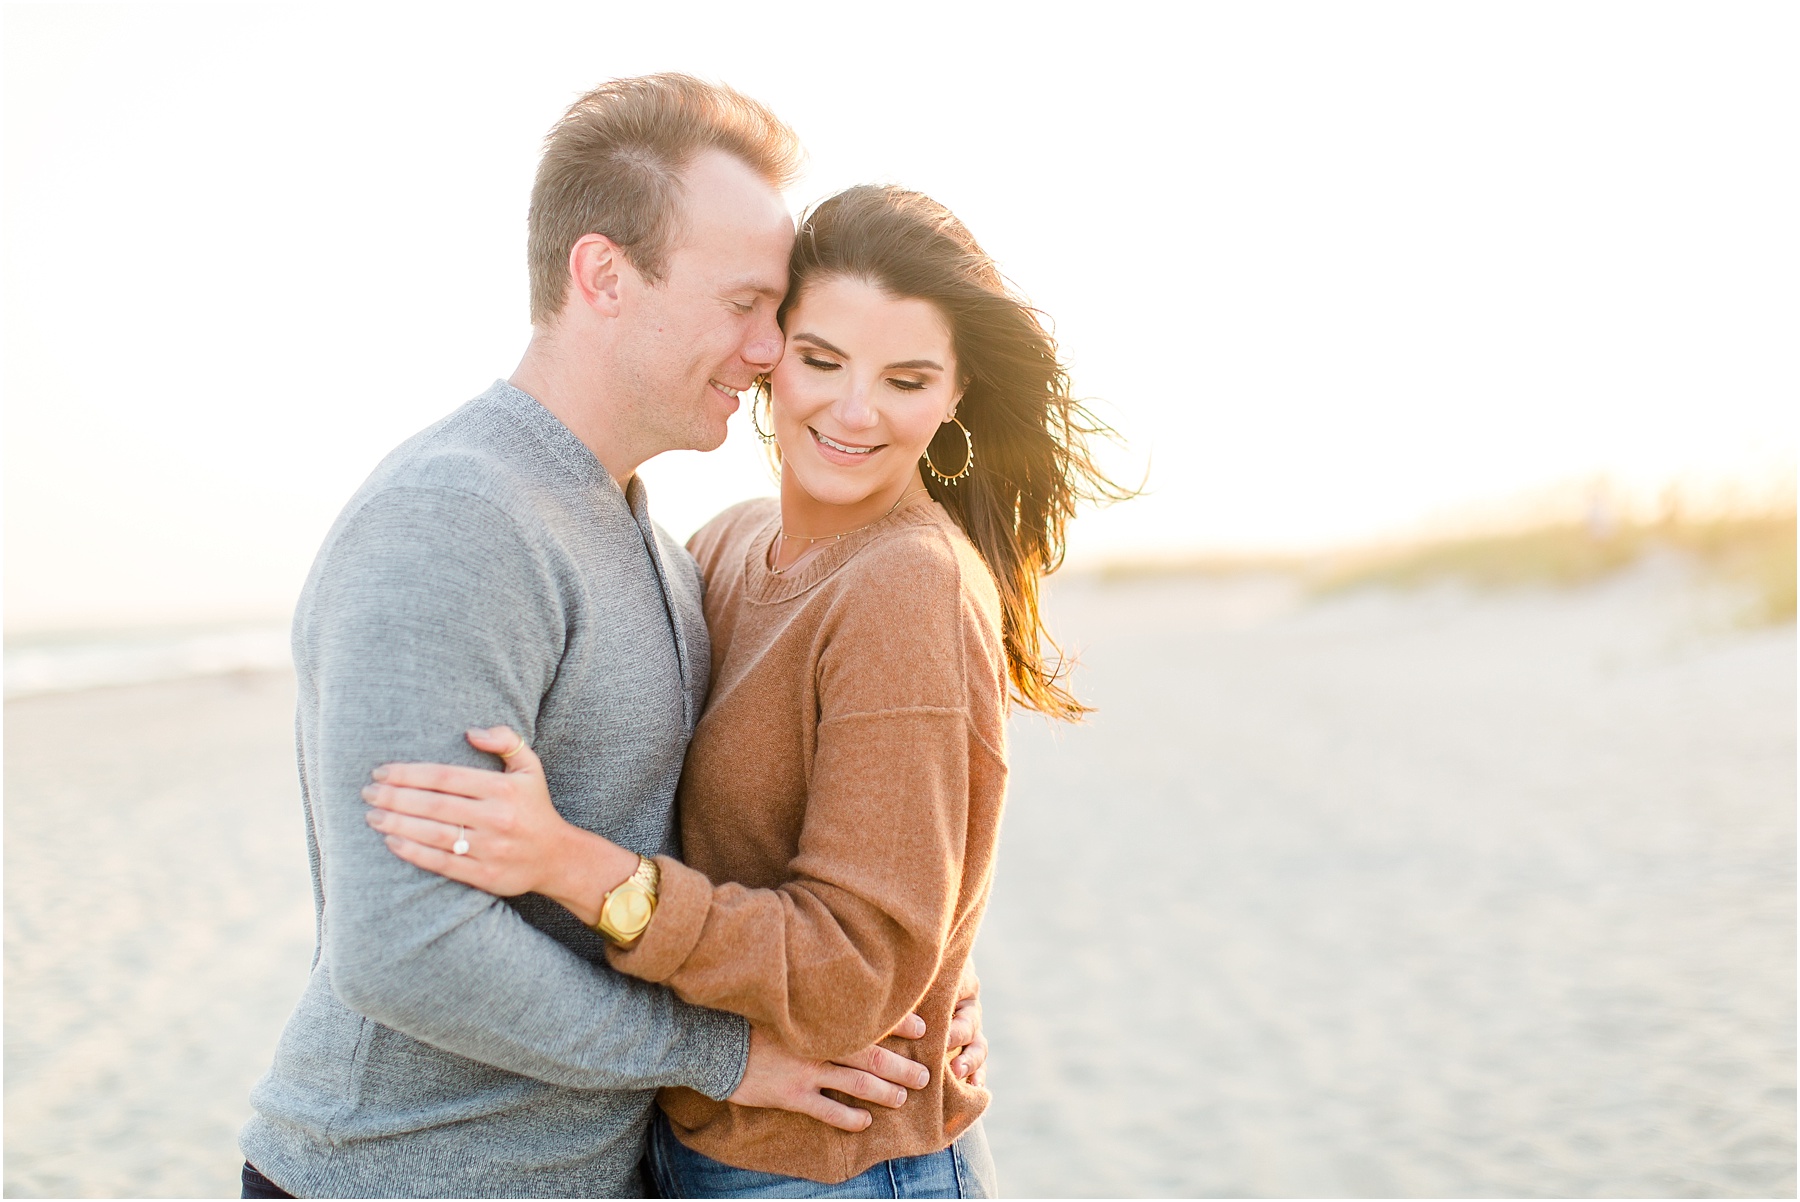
[742,316,782,371]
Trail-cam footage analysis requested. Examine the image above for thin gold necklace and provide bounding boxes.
[770,488,928,575]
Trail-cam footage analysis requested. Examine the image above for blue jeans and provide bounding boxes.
[240,1162,293,1198]
[647,1111,999,1198]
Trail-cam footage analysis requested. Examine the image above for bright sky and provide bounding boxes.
[4,3,1794,632]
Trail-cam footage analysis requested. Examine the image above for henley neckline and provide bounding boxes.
[480,378,653,519]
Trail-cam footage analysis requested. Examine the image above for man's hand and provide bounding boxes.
[730,1017,933,1132]
[947,963,988,1086]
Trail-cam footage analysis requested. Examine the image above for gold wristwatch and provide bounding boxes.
[594,854,660,948]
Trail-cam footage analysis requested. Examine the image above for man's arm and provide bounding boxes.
[303,483,746,1097]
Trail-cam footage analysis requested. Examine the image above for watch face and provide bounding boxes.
[606,883,654,934]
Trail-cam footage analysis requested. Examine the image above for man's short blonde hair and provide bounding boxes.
[527,74,802,324]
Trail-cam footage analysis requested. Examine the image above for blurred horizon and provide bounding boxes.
[5,2,1796,635]
[7,476,1790,700]
[4,464,1791,641]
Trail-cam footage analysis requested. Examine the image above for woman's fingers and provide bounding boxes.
[369,734,575,902]
[380,830,528,897]
[834,1043,930,1090]
[465,726,545,776]
[365,809,460,850]
[361,783,485,825]
[370,728,539,811]
[373,760,511,797]
[816,1064,907,1110]
[381,833,484,887]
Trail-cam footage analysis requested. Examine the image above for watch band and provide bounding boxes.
[625,853,660,896]
[594,854,660,947]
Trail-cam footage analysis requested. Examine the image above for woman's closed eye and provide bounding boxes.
[800,353,841,371]
[888,376,929,392]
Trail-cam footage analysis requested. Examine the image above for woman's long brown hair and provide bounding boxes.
[779,185,1132,719]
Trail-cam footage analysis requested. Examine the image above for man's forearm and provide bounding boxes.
[323,867,747,1097]
[318,726,748,1098]
[303,484,749,1099]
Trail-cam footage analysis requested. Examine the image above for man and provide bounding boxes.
[239,75,981,1198]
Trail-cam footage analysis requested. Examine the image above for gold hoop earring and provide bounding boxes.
[923,416,974,486]
[750,385,775,443]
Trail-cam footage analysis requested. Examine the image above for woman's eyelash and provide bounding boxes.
[795,354,928,390]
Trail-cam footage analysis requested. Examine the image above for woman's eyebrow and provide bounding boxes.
[792,332,849,356]
[886,359,944,371]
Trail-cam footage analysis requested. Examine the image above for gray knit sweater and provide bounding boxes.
[240,381,749,1198]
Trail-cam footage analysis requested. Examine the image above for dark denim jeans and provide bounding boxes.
[241,1162,294,1199]
[647,1111,998,1198]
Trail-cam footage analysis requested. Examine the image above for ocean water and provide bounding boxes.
[4,622,292,699]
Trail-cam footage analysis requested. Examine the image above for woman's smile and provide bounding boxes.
[809,426,884,463]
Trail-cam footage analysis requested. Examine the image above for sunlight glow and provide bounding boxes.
[4,3,1793,632]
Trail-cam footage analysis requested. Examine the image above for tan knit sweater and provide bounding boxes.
[606,493,1009,1184]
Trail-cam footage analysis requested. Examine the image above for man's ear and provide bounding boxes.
[568,233,626,317]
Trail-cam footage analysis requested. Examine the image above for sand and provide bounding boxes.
[5,671,313,1198]
[4,562,1793,1197]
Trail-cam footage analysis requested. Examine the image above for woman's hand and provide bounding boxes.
[362,726,638,925]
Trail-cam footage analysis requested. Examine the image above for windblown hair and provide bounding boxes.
[783,186,1132,719]
[527,74,802,324]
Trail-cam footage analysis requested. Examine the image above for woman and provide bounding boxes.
[362,185,1124,1197]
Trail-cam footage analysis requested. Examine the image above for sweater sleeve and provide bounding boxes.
[606,534,1007,1060]
[305,484,747,1098]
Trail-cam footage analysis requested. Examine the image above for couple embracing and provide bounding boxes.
[240,74,1121,1199]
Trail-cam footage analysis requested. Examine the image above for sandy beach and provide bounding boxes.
[5,562,1793,1197]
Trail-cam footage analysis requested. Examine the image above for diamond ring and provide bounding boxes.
[453,826,470,856]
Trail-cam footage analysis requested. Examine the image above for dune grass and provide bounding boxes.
[1087,509,1796,627]
[1314,509,1795,625]
[1663,510,1796,624]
